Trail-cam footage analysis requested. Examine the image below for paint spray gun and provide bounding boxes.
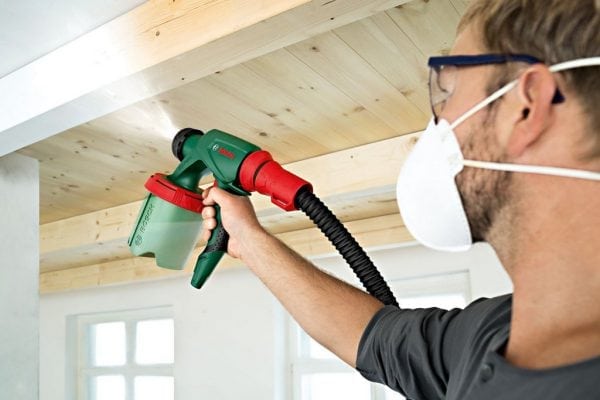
[129,128,398,306]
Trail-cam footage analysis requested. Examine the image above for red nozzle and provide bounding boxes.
[239,151,312,211]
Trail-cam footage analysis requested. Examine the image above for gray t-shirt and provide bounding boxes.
[356,294,600,399]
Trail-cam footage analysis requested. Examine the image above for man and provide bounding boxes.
[201,0,600,398]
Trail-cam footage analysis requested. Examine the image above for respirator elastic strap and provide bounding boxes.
[462,159,600,181]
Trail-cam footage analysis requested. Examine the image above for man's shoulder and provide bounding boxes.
[458,293,512,330]
[356,293,514,398]
[463,293,512,319]
[448,293,512,355]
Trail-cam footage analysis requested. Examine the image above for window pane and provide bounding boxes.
[135,376,174,400]
[301,372,370,400]
[384,385,406,400]
[93,375,125,400]
[398,293,466,310]
[136,319,174,365]
[308,337,336,359]
[92,322,126,366]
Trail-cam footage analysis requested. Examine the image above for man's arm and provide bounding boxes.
[202,186,384,367]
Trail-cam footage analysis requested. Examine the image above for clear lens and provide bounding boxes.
[429,65,456,120]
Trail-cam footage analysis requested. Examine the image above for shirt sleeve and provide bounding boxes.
[355,304,478,400]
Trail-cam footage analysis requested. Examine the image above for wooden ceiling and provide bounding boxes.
[12,0,469,291]
[21,0,465,224]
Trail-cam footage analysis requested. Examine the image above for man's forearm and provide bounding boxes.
[240,229,384,367]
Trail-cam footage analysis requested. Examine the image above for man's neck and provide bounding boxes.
[490,178,600,369]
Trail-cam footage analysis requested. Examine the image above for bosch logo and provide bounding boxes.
[218,147,235,159]
[212,143,234,159]
[133,202,154,246]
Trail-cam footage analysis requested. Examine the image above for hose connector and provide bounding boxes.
[239,150,312,211]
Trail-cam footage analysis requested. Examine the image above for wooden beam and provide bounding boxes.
[0,0,413,156]
[40,131,420,272]
[39,213,414,293]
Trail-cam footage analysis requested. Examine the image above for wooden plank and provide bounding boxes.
[172,75,331,161]
[20,98,194,223]
[278,213,412,256]
[40,132,420,272]
[38,132,418,254]
[287,31,428,134]
[39,213,414,293]
[243,49,397,145]
[386,0,462,57]
[334,13,430,114]
[449,0,471,15]
[1,0,412,157]
[41,189,401,272]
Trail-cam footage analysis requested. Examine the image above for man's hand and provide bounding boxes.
[201,186,264,260]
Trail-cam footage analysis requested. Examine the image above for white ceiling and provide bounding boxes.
[0,0,145,78]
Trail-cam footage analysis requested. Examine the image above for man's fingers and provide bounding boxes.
[202,186,232,206]
[201,217,217,242]
[201,229,212,242]
[203,218,217,231]
[202,207,216,219]
[201,187,234,243]
[202,187,215,205]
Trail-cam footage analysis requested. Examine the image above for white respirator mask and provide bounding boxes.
[397,57,600,252]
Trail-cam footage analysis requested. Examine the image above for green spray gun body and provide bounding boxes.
[129,128,312,289]
[129,129,259,288]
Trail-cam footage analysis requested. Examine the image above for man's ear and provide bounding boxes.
[507,65,557,157]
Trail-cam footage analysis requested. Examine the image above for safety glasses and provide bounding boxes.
[427,54,565,121]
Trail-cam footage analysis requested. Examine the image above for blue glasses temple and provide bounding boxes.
[428,54,565,104]
[428,54,542,67]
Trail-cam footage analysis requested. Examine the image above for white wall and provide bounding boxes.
[40,268,278,400]
[40,242,511,400]
[0,153,39,400]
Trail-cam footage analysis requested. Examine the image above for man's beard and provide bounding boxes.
[455,116,514,243]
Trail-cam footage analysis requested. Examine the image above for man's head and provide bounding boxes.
[459,0,600,151]
[441,0,600,245]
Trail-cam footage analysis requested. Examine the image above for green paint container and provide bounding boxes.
[128,193,202,270]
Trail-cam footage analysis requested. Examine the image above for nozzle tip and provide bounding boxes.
[172,128,204,160]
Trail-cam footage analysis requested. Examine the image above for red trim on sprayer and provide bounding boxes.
[240,150,312,211]
[144,173,204,214]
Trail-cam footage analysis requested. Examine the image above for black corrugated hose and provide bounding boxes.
[295,187,399,307]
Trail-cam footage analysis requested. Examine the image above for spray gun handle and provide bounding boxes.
[190,204,229,288]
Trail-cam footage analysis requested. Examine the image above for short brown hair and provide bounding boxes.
[460,0,600,156]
